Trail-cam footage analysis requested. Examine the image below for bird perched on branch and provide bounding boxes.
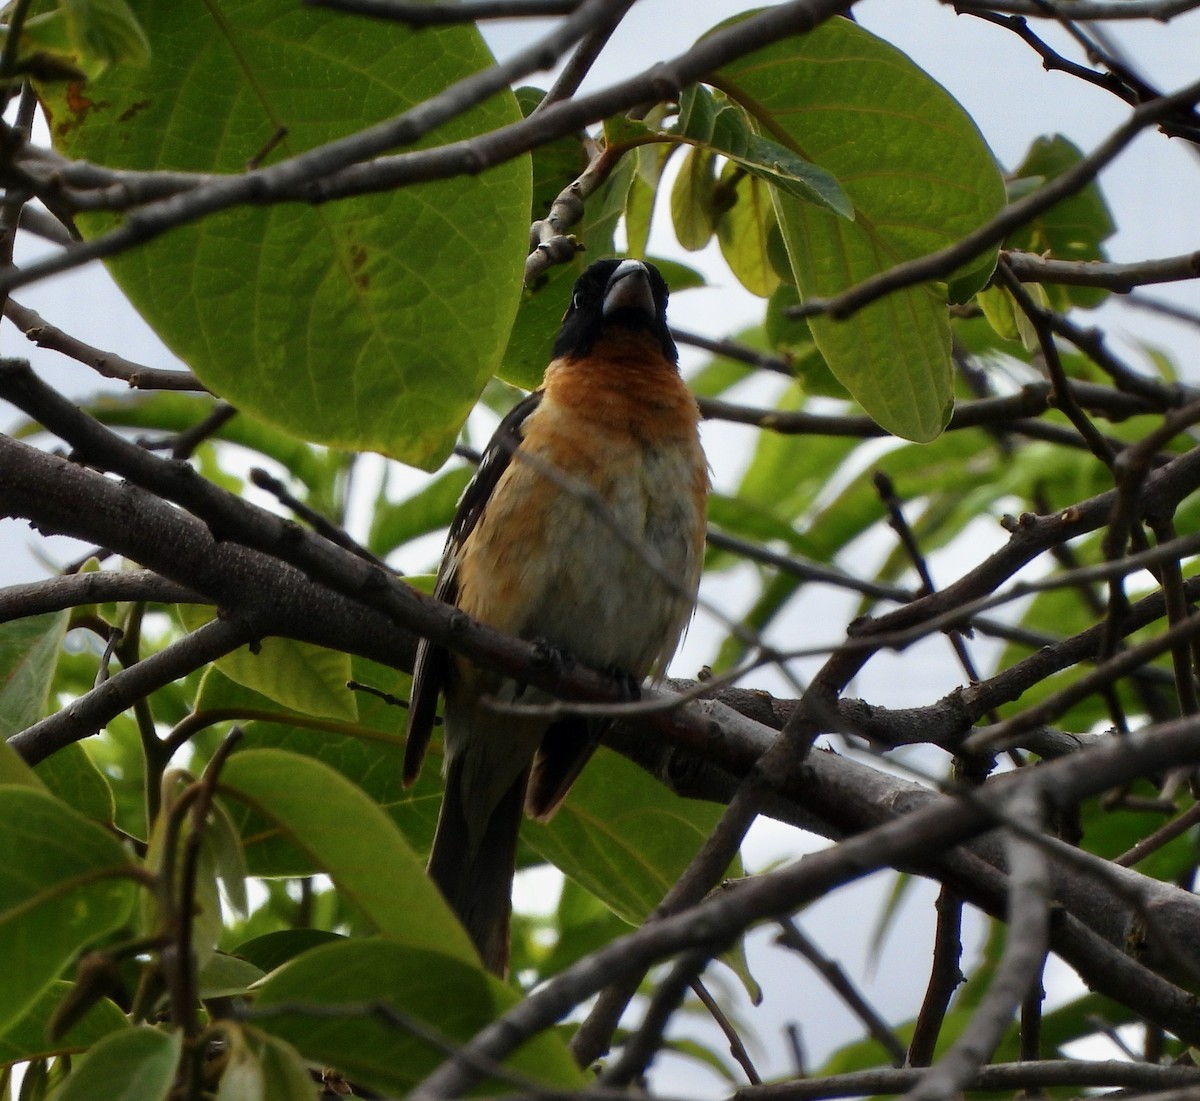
[404,258,708,975]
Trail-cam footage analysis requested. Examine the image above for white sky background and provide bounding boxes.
[3,0,1200,1093]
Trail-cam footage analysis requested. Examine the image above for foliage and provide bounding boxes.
[1,0,1199,1097]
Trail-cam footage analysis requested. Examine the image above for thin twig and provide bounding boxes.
[777,919,906,1067]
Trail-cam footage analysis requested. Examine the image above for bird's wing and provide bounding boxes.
[403,389,546,786]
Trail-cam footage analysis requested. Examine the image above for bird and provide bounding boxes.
[403,257,708,975]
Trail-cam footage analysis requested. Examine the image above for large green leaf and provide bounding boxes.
[0,788,137,1032]
[254,938,585,1095]
[48,1026,181,1101]
[718,16,1005,442]
[39,0,531,469]
[216,748,476,963]
[191,661,442,873]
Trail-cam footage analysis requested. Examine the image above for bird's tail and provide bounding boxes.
[427,757,529,976]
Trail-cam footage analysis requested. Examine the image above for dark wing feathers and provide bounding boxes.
[403,390,545,785]
[525,717,606,821]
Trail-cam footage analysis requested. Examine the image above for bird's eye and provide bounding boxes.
[572,292,583,310]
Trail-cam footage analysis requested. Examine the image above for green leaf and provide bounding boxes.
[0,982,126,1068]
[217,749,477,962]
[259,1034,319,1101]
[671,145,718,251]
[83,392,330,494]
[197,953,265,1000]
[0,787,137,1032]
[715,165,781,297]
[34,745,115,827]
[192,660,441,873]
[677,84,852,218]
[1006,134,1116,310]
[0,741,48,791]
[207,1032,311,1101]
[41,1,531,469]
[60,0,150,72]
[254,939,585,1095]
[718,16,1005,442]
[180,607,355,721]
[764,283,846,397]
[368,465,473,558]
[525,749,730,925]
[0,611,68,737]
[233,929,344,974]
[47,1026,180,1101]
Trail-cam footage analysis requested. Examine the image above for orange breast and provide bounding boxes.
[454,344,707,678]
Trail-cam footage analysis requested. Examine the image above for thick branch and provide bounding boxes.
[1003,248,1200,292]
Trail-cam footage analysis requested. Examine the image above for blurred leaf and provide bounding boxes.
[1006,134,1116,310]
[0,741,47,790]
[672,145,718,251]
[369,466,473,559]
[41,0,530,469]
[0,787,136,1032]
[234,929,344,974]
[715,166,782,298]
[48,1026,180,1101]
[59,0,150,72]
[254,939,586,1095]
[81,392,331,493]
[0,982,126,1068]
[34,745,114,826]
[764,283,846,397]
[625,140,674,257]
[515,877,630,977]
[0,611,68,736]
[198,953,265,1000]
[259,1034,318,1101]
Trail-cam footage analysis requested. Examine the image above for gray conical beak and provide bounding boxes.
[602,260,656,321]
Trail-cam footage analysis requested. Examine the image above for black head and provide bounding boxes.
[551,259,677,364]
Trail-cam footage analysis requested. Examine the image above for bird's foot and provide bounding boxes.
[606,665,642,702]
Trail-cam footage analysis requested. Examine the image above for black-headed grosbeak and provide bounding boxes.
[404,258,708,975]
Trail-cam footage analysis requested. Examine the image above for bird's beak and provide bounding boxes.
[602,260,656,322]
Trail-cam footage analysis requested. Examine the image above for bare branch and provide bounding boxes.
[899,788,1049,1101]
[1003,247,1200,291]
[4,299,207,391]
[0,571,203,622]
[305,0,583,22]
[734,1059,1200,1100]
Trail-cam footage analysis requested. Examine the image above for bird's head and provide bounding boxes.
[552,258,677,365]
